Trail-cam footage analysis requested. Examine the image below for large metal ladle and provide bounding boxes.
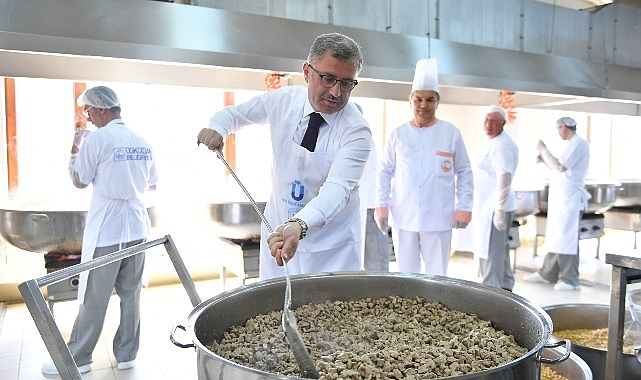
[213,149,319,378]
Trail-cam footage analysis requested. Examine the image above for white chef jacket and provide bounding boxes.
[376,120,473,231]
[69,120,158,302]
[208,86,372,277]
[545,134,590,254]
[472,131,519,259]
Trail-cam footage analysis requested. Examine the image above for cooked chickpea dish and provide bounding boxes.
[208,296,528,379]
[555,327,637,355]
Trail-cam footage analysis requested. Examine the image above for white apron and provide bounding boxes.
[77,193,109,304]
[472,158,498,260]
[77,195,150,303]
[545,175,591,255]
[259,120,361,279]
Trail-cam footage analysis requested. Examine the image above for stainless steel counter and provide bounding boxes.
[604,250,641,380]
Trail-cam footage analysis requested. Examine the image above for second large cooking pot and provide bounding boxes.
[0,207,158,254]
[172,272,565,379]
[544,303,641,380]
[538,182,617,214]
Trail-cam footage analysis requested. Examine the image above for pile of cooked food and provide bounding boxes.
[555,327,639,355]
[541,365,568,380]
[208,296,528,379]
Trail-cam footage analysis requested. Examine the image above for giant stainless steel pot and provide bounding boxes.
[539,183,617,214]
[0,207,158,254]
[514,190,540,219]
[544,303,641,380]
[613,180,641,207]
[171,272,565,379]
[542,346,592,380]
[209,202,266,239]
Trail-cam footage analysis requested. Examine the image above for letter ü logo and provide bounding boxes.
[291,180,304,201]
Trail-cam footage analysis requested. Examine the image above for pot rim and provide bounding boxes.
[181,272,553,379]
[543,302,640,358]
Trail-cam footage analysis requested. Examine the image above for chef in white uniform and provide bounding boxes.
[43,86,157,376]
[197,33,372,279]
[473,106,518,291]
[524,117,590,291]
[375,58,474,276]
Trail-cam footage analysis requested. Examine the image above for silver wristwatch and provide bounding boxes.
[287,218,308,240]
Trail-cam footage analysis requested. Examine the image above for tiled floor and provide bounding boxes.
[0,228,639,379]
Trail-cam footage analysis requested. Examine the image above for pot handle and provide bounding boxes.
[170,324,195,349]
[537,339,572,364]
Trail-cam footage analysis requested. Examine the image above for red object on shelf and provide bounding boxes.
[265,73,284,91]
[499,90,517,124]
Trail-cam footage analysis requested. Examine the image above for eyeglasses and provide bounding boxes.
[306,62,358,92]
[82,106,95,118]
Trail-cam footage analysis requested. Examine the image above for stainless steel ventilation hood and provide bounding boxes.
[1,0,640,115]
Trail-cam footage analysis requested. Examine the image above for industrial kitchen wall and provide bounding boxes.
[0,0,641,114]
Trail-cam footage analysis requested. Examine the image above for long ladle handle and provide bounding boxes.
[212,148,318,378]
[214,150,273,234]
[213,150,293,309]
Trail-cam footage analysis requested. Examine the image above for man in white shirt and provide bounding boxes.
[375,59,473,275]
[197,33,372,279]
[43,86,157,375]
[473,106,518,291]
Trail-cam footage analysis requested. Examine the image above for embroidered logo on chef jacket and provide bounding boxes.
[436,150,453,173]
[291,180,305,201]
[440,160,452,173]
[113,147,153,161]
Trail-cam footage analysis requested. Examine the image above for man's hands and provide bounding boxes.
[374,207,389,234]
[267,221,302,266]
[72,128,90,153]
[197,128,225,151]
[493,210,507,231]
[454,210,472,228]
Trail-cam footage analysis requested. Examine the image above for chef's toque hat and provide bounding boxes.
[411,58,439,94]
[557,116,577,130]
[487,105,507,121]
[77,86,121,109]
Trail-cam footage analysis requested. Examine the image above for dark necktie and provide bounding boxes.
[301,112,325,152]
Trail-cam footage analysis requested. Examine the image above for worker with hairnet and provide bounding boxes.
[43,86,158,375]
[473,105,519,291]
[525,116,590,291]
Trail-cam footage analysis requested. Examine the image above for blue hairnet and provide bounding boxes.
[557,116,577,129]
[77,86,120,108]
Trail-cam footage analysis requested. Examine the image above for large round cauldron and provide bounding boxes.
[614,180,641,207]
[172,272,562,379]
[539,183,617,214]
[209,202,266,239]
[0,207,158,254]
[514,190,540,219]
[544,303,641,380]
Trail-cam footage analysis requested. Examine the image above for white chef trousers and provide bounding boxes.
[478,211,515,291]
[392,228,452,275]
[363,208,390,271]
[66,239,145,366]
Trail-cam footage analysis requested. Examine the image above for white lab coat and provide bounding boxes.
[69,120,157,303]
[544,135,591,255]
[473,131,518,259]
[377,120,473,231]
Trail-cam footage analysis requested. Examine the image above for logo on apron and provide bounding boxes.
[291,180,305,201]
